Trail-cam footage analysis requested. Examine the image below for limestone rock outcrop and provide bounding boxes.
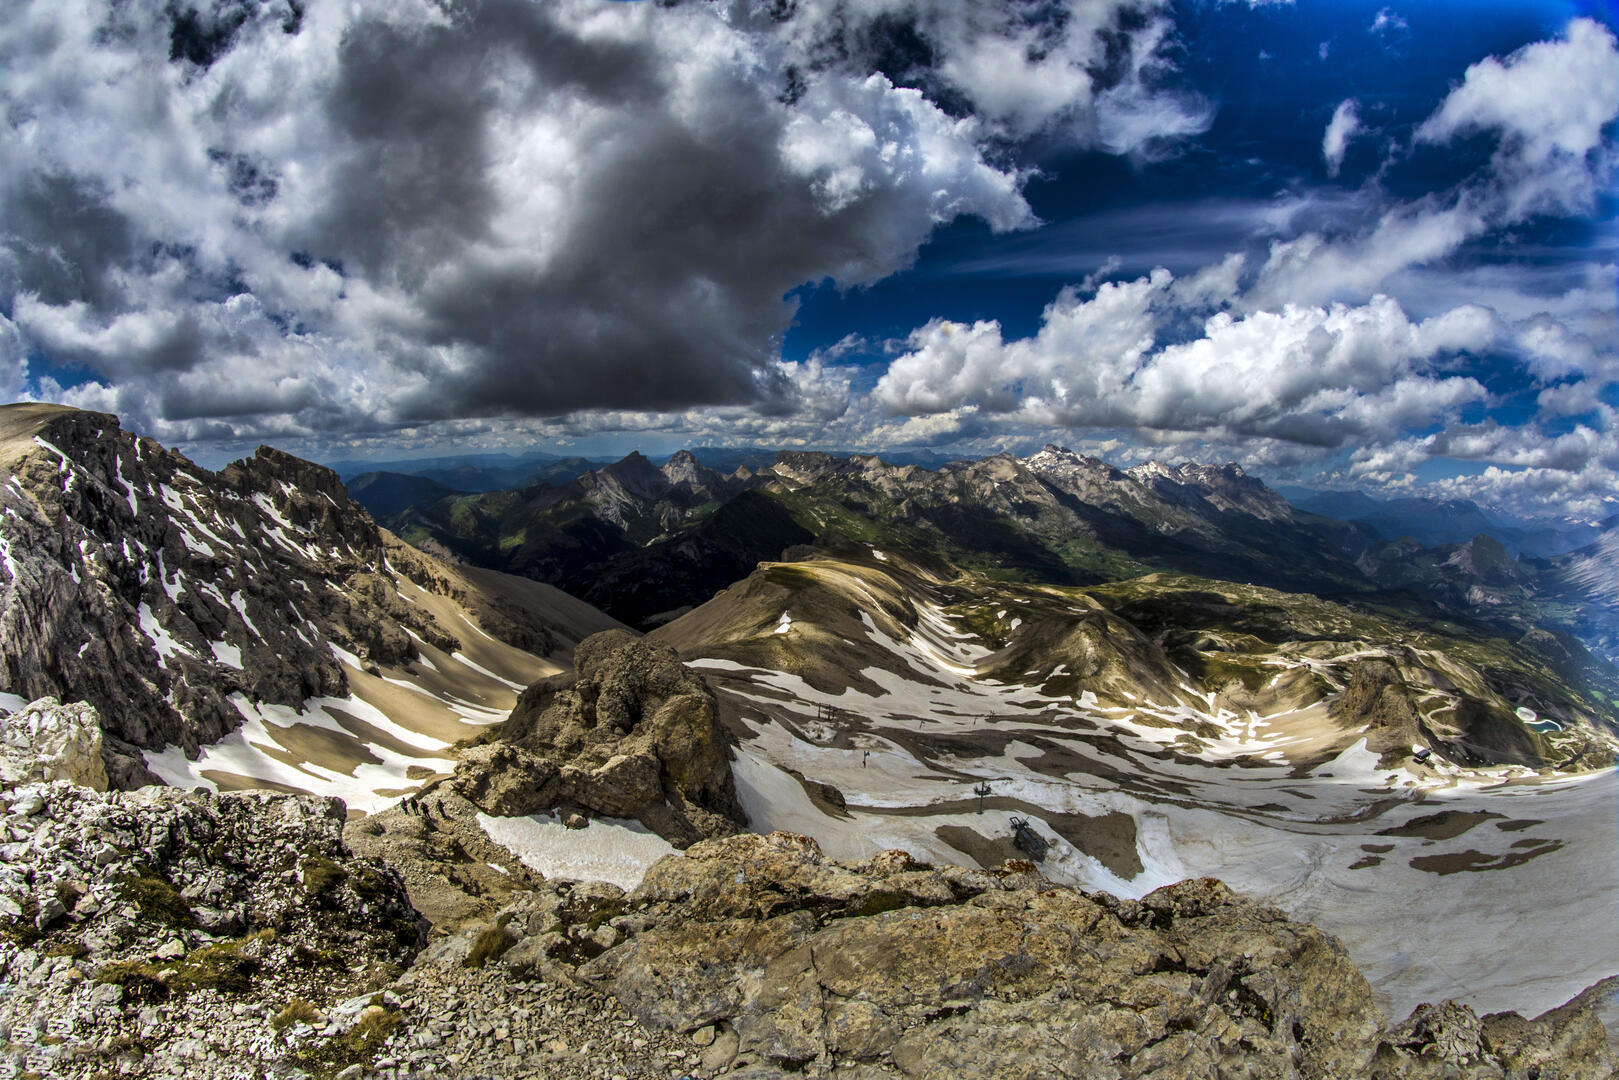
[472,831,1614,1079]
[455,630,743,845]
[0,782,427,1078]
[0,697,108,790]
[0,781,423,971]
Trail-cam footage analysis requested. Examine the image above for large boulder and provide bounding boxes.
[455,630,743,845]
[0,697,108,790]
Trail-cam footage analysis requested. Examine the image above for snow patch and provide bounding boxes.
[449,651,527,692]
[144,694,456,816]
[138,603,188,666]
[476,811,679,890]
[230,592,262,640]
[0,531,18,584]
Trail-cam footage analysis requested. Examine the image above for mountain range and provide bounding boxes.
[1281,487,1613,558]
[1,404,1616,1076]
[379,442,1619,684]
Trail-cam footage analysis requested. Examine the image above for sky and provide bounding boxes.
[2,0,1616,521]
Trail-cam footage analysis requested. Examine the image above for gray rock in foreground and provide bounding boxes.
[0,782,424,1078]
[483,831,1615,1079]
[1,779,1611,1079]
[0,697,108,790]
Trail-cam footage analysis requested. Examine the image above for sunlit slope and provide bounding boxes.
[651,545,1619,1019]
[656,546,1611,773]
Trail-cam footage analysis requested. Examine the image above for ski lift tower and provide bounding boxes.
[973,781,992,814]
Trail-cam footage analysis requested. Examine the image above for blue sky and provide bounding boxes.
[2,0,1616,520]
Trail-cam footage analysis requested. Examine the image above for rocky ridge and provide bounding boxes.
[385,442,1383,632]
[0,403,606,789]
[383,441,1619,687]
[435,831,1617,1079]
[5,774,1612,1080]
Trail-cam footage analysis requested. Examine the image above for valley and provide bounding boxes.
[650,547,1616,1019]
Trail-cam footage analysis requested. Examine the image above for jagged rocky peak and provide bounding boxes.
[659,448,733,498]
[0,402,571,790]
[1023,443,1130,482]
[591,450,670,498]
[1127,457,1293,520]
[659,448,703,481]
[764,449,851,486]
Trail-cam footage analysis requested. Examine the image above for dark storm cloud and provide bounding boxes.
[0,173,140,311]
[5,0,1204,440]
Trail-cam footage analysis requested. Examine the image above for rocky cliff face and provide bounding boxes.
[0,403,611,791]
[456,630,744,845]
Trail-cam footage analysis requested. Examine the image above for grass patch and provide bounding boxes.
[292,1006,401,1079]
[301,856,348,902]
[945,605,1010,648]
[763,564,822,592]
[43,940,89,960]
[463,913,516,969]
[116,872,196,929]
[271,998,324,1032]
[1199,655,1269,693]
[0,896,42,947]
[293,942,346,969]
[94,929,274,1000]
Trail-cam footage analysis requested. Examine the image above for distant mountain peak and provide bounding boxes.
[1127,460,1178,482]
[610,449,655,469]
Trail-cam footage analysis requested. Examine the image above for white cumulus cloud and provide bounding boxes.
[1322,99,1362,177]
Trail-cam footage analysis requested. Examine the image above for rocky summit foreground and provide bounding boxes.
[2,784,1613,1080]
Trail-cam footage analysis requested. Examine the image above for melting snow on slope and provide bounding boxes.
[144,693,456,815]
[476,811,679,890]
[448,651,526,692]
[0,530,18,584]
[138,603,188,666]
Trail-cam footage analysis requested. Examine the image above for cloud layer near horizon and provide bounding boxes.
[1,3,1616,521]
